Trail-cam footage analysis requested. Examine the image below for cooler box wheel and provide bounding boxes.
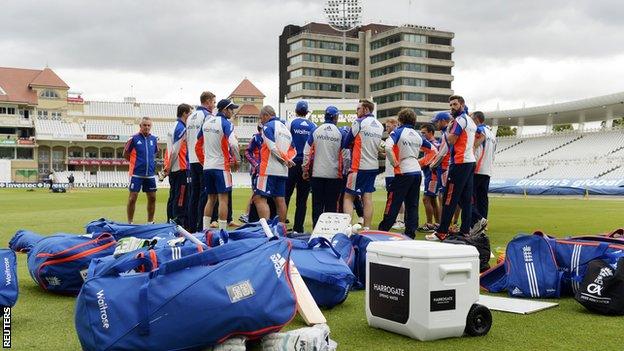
[464,303,492,337]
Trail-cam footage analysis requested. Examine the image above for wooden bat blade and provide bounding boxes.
[290,260,326,325]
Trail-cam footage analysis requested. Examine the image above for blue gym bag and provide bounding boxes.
[350,230,412,289]
[75,238,297,351]
[289,237,355,308]
[85,218,177,240]
[10,230,118,295]
[0,249,18,307]
[330,233,356,273]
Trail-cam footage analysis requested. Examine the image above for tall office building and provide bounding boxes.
[279,22,454,120]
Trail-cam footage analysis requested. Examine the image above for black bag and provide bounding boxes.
[575,257,624,315]
[445,233,491,273]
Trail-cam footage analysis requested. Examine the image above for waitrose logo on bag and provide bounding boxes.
[97,290,110,329]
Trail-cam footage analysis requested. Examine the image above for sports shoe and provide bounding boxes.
[238,214,249,224]
[469,218,488,236]
[417,223,436,233]
[210,221,218,228]
[425,232,447,241]
[228,221,241,228]
[357,217,364,225]
[392,220,405,230]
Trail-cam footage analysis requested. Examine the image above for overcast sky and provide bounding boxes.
[1,0,623,114]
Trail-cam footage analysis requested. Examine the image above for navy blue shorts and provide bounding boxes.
[203,169,232,194]
[345,169,377,195]
[129,176,157,193]
[423,168,438,197]
[385,176,394,190]
[255,175,287,197]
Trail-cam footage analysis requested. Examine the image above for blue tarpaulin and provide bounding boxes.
[489,178,624,196]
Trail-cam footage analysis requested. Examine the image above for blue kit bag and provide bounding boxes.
[330,233,356,273]
[503,234,563,298]
[350,230,412,289]
[75,238,297,351]
[289,237,355,308]
[0,249,18,307]
[9,230,117,295]
[85,218,177,240]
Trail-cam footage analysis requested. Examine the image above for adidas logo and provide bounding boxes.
[301,121,309,126]
[270,253,287,278]
[511,287,522,296]
[137,140,143,145]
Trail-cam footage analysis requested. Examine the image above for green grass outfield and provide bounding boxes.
[1,188,623,350]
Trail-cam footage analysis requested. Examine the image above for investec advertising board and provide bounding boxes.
[279,99,377,127]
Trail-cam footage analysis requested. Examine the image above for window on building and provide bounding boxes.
[377,108,402,118]
[429,37,452,45]
[116,149,124,158]
[0,147,15,159]
[345,85,359,93]
[346,43,359,52]
[40,90,60,99]
[302,82,341,92]
[303,68,342,78]
[0,107,6,114]
[371,63,426,78]
[101,150,114,158]
[303,39,343,51]
[345,57,359,66]
[290,55,303,65]
[345,71,359,80]
[85,149,98,158]
[290,69,303,79]
[374,92,425,104]
[428,65,452,74]
[16,148,34,160]
[289,40,303,51]
[403,34,426,44]
[370,78,426,92]
[290,83,303,92]
[37,110,49,119]
[6,107,15,115]
[371,34,401,50]
[428,80,452,89]
[68,149,82,158]
[428,51,452,60]
[428,94,450,102]
[241,116,258,125]
[303,53,342,64]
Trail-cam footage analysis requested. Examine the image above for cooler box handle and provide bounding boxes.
[439,262,472,280]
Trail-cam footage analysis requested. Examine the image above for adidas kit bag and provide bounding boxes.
[575,257,624,315]
[444,232,492,272]
[0,249,18,307]
[12,230,117,295]
[85,218,177,240]
[75,238,297,351]
[504,234,562,298]
[350,230,412,289]
[289,237,355,308]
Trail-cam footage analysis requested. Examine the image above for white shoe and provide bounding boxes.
[470,218,488,236]
[392,220,405,230]
[357,217,364,225]
[425,232,447,241]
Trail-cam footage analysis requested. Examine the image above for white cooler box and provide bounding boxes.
[365,240,491,341]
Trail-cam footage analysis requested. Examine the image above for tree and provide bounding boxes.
[552,124,573,132]
[613,117,624,128]
[496,125,517,137]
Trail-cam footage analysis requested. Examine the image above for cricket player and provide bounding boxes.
[254,105,295,224]
[195,99,240,230]
[124,116,159,224]
[302,106,345,227]
[186,91,215,231]
[428,95,477,241]
[419,123,441,231]
[342,99,383,229]
[164,103,192,228]
[378,108,437,238]
[471,111,496,232]
[285,100,317,232]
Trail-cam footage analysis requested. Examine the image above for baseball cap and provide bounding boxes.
[217,99,239,111]
[430,111,451,123]
[295,100,309,115]
[324,106,340,122]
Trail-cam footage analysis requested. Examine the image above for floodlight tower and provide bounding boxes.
[324,0,362,99]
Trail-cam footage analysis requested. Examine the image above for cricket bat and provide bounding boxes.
[176,225,208,248]
[258,218,327,325]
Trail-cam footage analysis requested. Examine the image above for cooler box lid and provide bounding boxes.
[367,240,479,259]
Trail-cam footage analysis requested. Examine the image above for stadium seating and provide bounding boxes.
[494,133,580,163]
[35,119,84,139]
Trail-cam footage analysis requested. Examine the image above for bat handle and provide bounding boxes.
[176,225,207,248]
[259,218,274,238]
